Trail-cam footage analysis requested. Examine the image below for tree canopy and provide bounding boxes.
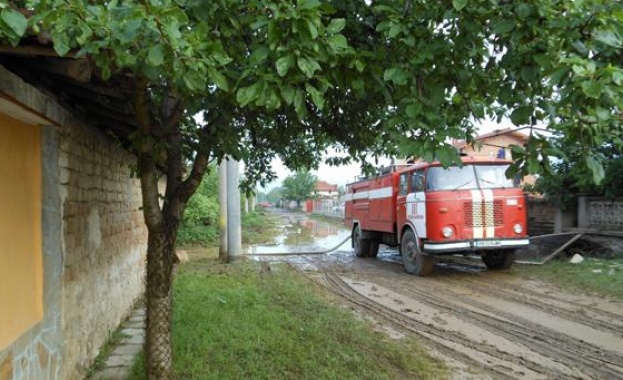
[1,1,620,181]
[282,170,318,206]
[2,1,622,379]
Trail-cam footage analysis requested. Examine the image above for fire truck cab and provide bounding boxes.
[344,157,529,276]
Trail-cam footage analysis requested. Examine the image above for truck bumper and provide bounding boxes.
[423,238,530,254]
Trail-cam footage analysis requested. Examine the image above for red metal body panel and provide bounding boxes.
[345,172,397,234]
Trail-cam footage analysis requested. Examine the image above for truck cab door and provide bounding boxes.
[406,171,427,238]
[396,173,409,240]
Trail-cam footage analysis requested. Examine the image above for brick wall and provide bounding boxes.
[58,121,146,380]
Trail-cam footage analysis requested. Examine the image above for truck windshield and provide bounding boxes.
[426,164,516,191]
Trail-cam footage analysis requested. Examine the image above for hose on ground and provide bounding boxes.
[243,235,352,256]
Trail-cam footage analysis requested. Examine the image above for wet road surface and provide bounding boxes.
[252,211,623,379]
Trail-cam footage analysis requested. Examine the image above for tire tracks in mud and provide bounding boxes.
[435,271,623,336]
[298,256,623,380]
[316,271,529,380]
[365,273,623,379]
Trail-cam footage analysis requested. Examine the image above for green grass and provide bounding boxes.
[517,257,623,300]
[85,323,131,379]
[178,211,281,248]
[128,260,447,380]
[240,211,281,244]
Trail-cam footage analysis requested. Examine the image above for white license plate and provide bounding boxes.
[475,240,502,248]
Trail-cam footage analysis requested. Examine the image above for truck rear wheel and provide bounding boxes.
[401,229,434,276]
[353,226,372,258]
[482,249,515,270]
[368,241,379,258]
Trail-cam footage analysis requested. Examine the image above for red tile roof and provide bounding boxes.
[315,180,338,192]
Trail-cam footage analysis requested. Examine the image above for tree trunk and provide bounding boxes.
[145,226,176,380]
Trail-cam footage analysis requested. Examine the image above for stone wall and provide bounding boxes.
[578,196,623,231]
[0,65,147,380]
[58,120,146,380]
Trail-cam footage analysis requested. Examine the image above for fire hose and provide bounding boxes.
[242,235,352,256]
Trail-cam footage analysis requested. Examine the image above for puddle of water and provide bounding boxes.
[247,215,351,255]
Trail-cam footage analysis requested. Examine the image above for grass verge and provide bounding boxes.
[241,210,281,244]
[517,257,623,300]
[129,259,447,380]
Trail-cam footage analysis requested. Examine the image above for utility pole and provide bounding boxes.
[218,160,228,262]
[226,157,242,262]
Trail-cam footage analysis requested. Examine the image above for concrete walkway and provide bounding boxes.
[90,307,145,380]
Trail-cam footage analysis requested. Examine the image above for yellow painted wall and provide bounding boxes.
[0,112,43,350]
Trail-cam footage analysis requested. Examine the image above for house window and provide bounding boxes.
[0,112,43,350]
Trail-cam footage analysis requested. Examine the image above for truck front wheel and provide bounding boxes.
[353,226,371,258]
[482,249,515,270]
[401,229,435,276]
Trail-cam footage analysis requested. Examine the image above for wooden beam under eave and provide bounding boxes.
[29,58,93,82]
[79,101,138,127]
[0,45,74,58]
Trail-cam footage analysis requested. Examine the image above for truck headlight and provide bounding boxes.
[442,226,453,238]
[514,223,523,234]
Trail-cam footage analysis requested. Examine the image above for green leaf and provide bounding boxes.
[293,88,306,118]
[297,57,321,78]
[572,40,588,55]
[550,67,570,85]
[147,45,165,66]
[593,30,622,48]
[328,34,348,51]
[436,146,459,166]
[53,40,71,57]
[510,106,532,126]
[520,66,538,81]
[383,67,408,86]
[305,19,318,39]
[276,54,295,77]
[249,46,270,66]
[280,85,296,105]
[405,103,421,118]
[327,18,346,34]
[297,0,321,10]
[265,88,281,110]
[493,20,515,35]
[585,156,605,184]
[388,23,402,38]
[452,0,468,11]
[533,54,550,68]
[515,3,533,19]
[236,83,260,107]
[581,81,603,99]
[208,68,229,92]
[354,60,365,73]
[306,83,324,110]
[510,144,524,155]
[1,8,27,37]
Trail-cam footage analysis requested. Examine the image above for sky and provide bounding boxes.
[259,118,522,191]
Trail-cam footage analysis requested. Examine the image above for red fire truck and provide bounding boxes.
[344,157,529,276]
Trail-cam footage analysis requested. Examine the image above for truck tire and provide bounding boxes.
[368,241,379,258]
[482,249,515,270]
[401,229,435,276]
[353,226,371,258]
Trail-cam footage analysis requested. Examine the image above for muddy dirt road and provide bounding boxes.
[250,212,623,379]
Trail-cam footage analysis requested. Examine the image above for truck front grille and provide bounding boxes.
[464,200,503,227]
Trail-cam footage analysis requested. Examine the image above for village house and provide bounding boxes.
[305,180,339,214]
[400,128,535,186]
[0,53,147,379]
